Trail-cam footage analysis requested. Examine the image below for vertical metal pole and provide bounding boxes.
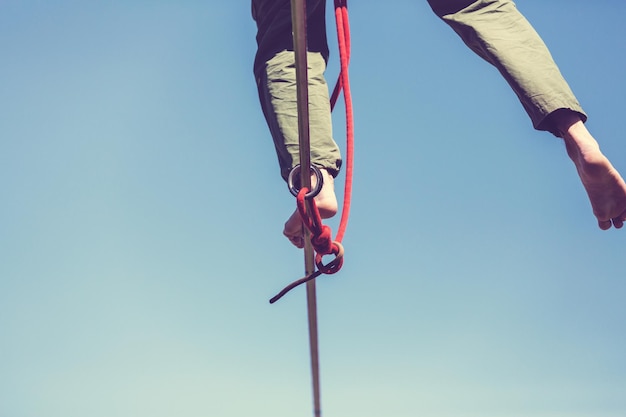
[291,0,311,174]
[290,0,322,416]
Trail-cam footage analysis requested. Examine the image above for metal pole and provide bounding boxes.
[290,0,322,415]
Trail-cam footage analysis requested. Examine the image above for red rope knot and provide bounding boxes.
[311,224,333,254]
[296,187,344,274]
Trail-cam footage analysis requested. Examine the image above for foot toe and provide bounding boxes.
[283,230,304,248]
[598,219,613,230]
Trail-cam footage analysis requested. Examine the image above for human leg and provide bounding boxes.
[256,50,341,247]
[427,0,626,229]
[252,0,342,245]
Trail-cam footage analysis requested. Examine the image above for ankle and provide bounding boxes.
[551,109,584,138]
[315,169,338,218]
[315,195,338,219]
[551,110,601,161]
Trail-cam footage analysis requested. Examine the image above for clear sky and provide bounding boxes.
[1,1,625,417]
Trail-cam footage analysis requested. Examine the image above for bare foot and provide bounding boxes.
[283,168,338,247]
[557,114,626,230]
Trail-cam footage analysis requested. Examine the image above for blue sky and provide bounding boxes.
[1,1,625,417]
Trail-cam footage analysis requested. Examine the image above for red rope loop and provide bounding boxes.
[316,241,344,274]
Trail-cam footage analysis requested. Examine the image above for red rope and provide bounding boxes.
[330,0,350,111]
[270,0,354,304]
[332,0,353,243]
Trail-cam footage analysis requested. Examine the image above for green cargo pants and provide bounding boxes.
[253,0,587,180]
[256,50,342,181]
[431,0,586,134]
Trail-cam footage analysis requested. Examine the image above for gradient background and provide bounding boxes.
[1,1,625,416]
